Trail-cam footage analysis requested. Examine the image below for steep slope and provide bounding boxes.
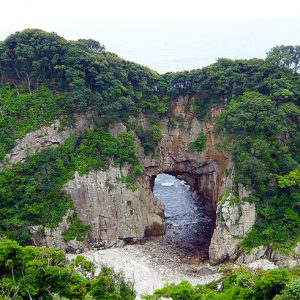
[0,29,300,266]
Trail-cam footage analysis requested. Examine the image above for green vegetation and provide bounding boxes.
[116,173,138,192]
[143,266,300,300]
[62,212,91,242]
[267,45,300,73]
[0,128,138,242]
[0,239,136,299]
[0,85,72,161]
[188,132,206,152]
[216,91,300,251]
[164,56,300,100]
[132,122,164,155]
[0,28,300,256]
[0,28,168,124]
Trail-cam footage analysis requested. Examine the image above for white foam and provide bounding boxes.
[161,181,175,186]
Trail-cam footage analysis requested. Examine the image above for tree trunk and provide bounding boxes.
[14,67,21,80]
[25,73,32,94]
[36,74,40,92]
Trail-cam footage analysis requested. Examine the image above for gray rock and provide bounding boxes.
[271,242,300,267]
[2,112,95,166]
[6,96,260,262]
[64,166,165,248]
[31,209,84,251]
[221,199,241,227]
[237,246,267,264]
[209,200,256,264]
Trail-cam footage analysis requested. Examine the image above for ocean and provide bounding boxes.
[153,174,213,254]
[95,18,300,73]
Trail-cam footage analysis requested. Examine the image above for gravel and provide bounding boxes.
[67,239,277,300]
[68,239,220,299]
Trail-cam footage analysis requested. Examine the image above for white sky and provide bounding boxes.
[1,0,300,72]
[1,0,300,36]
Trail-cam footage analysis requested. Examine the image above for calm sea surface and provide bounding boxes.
[95,18,300,73]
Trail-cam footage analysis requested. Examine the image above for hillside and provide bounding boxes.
[0,29,300,299]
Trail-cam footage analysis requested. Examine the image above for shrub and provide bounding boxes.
[0,239,136,299]
[188,132,206,152]
[142,267,298,300]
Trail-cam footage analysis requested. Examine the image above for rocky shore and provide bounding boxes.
[68,236,277,299]
[68,237,220,299]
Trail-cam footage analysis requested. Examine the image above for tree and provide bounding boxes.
[277,169,300,189]
[0,29,67,92]
[78,39,105,52]
[267,45,300,73]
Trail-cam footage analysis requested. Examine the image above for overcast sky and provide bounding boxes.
[1,0,300,30]
[1,0,300,72]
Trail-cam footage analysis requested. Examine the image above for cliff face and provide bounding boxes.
[3,95,261,263]
[64,167,164,249]
[60,95,254,263]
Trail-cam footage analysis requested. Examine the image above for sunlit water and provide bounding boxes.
[153,173,213,254]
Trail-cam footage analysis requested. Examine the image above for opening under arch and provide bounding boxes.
[153,173,214,259]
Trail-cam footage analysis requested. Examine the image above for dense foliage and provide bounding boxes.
[188,132,206,152]
[0,28,168,121]
[143,266,300,300]
[0,28,300,254]
[216,90,300,251]
[0,85,72,161]
[267,45,300,73]
[0,239,135,299]
[0,128,138,242]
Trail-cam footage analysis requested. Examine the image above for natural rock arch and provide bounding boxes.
[147,161,218,222]
[36,96,254,264]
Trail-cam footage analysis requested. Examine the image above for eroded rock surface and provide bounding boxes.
[62,96,246,260]
[209,199,256,264]
[64,166,165,249]
[30,209,84,252]
[1,112,95,166]
[6,95,259,264]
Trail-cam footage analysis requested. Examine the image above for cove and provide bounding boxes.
[153,173,214,259]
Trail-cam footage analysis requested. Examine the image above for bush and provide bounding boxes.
[62,212,91,242]
[0,239,136,299]
[90,266,136,300]
[142,268,299,300]
[281,278,300,299]
[143,267,299,300]
[188,132,206,152]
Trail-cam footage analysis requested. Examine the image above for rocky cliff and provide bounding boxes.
[4,95,287,264]
[60,95,233,257]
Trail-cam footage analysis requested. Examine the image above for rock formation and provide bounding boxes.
[61,95,250,263]
[4,95,265,264]
[0,112,95,167]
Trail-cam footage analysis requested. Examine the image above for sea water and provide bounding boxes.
[153,173,213,254]
[97,18,300,73]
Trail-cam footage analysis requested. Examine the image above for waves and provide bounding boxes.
[160,181,174,186]
[153,173,212,251]
[155,174,190,189]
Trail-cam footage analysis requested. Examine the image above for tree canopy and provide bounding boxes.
[267,45,300,73]
[0,28,300,254]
